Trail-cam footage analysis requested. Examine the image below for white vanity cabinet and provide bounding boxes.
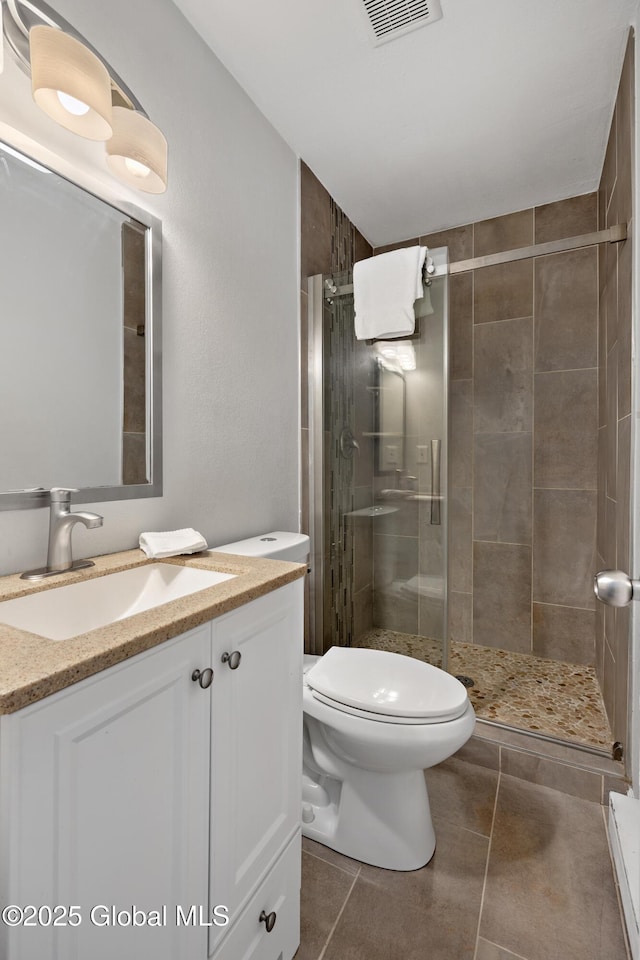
[0,579,303,960]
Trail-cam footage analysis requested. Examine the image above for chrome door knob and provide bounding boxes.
[594,570,640,607]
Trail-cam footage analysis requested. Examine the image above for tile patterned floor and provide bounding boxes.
[295,758,629,960]
[356,629,612,750]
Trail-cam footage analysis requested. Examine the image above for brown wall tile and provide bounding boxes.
[473,433,532,544]
[374,237,419,255]
[301,161,332,284]
[533,489,597,609]
[532,602,595,665]
[617,238,632,418]
[474,209,533,258]
[449,590,472,643]
[354,227,373,264]
[449,379,473,486]
[474,317,533,434]
[449,272,473,380]
[605,243,618,347]
[474,260,533,324]
[533,369,597,489]
[616,414,631,572]
[534,193,597,243]
[419,223,473,262]
[606,344,618,500]
[450,487,472,593]
[598,271,607,426]
[534,248,598,371]
[473,542,531,652]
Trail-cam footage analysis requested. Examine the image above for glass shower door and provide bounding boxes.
[307,249,449,670]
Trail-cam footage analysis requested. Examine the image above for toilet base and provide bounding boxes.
[301,766,436,871]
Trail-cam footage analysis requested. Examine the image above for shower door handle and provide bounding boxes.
[594,570,640,607]
[430,439,441,525]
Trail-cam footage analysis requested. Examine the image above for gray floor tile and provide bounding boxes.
[302,835,362,876]
[322,818,488,959]
[425,756,499,837]
[479,775,627,960]
[296,851,356,960]
[476,939,530,960]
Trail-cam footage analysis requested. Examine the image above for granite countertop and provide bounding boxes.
[0,549,306,715]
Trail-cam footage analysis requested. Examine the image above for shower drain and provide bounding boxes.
[455,675,475,688]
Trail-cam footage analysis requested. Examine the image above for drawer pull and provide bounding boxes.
[222,650,242,670]
[191,667,214,689]
[259,909,277,933]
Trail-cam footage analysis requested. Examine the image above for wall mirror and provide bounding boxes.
[0,139,162,510]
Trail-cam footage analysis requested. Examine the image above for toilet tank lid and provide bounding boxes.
[305,646,469,721]
[210,531,310,563]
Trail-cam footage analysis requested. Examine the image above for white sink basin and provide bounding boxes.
[0,564,236,641]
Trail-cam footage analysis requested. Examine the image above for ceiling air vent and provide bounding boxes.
[362,0,443,45]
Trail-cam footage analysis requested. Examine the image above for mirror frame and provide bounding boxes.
[0,139,163,511]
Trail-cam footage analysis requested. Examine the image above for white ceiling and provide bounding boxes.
[171,0,637,246]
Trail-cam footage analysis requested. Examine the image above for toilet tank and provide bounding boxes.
[210,531,310,564]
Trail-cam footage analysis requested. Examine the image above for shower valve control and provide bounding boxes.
[594,570,640,607]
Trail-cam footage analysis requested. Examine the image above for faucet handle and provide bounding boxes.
[49,487,79,502]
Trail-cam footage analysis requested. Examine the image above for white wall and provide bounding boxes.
[0,0,300,576]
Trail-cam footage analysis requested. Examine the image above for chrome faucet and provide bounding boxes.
[21,488,103,581]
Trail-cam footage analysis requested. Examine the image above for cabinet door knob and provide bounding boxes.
[221,650,242,670]
[259,909,276,933]
[191,667,214,689]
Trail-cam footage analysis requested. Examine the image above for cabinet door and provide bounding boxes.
[209,580,303,955]
[0,624,213,960]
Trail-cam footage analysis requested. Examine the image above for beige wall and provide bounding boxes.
[596,31,635,750]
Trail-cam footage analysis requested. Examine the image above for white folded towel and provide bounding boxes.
[139,528,208,559]
[353,245,427,340]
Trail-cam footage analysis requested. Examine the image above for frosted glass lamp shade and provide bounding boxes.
[106,107,168,194]
[29,26,113,140]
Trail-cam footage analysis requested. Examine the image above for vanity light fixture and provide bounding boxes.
[1,0,168,192]
[29,25,113,140]
[106,106,167,195]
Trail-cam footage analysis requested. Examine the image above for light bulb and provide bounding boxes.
[124,157,151,178]
[56,90,90,116]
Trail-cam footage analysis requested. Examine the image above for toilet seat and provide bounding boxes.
[305,646,468,724]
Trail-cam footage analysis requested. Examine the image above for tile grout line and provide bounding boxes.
[302,848,361,879]
[316,866,360,960]
[473,768,502,960]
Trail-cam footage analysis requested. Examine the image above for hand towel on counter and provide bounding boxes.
[139,528,209,559]
[353,245,427,340]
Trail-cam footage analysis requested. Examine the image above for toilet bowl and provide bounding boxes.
[212,532,475,872]
[302,647,474,870]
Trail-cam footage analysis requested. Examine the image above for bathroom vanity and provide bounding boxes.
[0,551,305,960]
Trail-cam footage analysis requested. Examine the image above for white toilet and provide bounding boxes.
[212,532,476,872]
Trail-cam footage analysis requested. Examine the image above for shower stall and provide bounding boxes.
[305,220,628,758]
[307,249,449,673]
